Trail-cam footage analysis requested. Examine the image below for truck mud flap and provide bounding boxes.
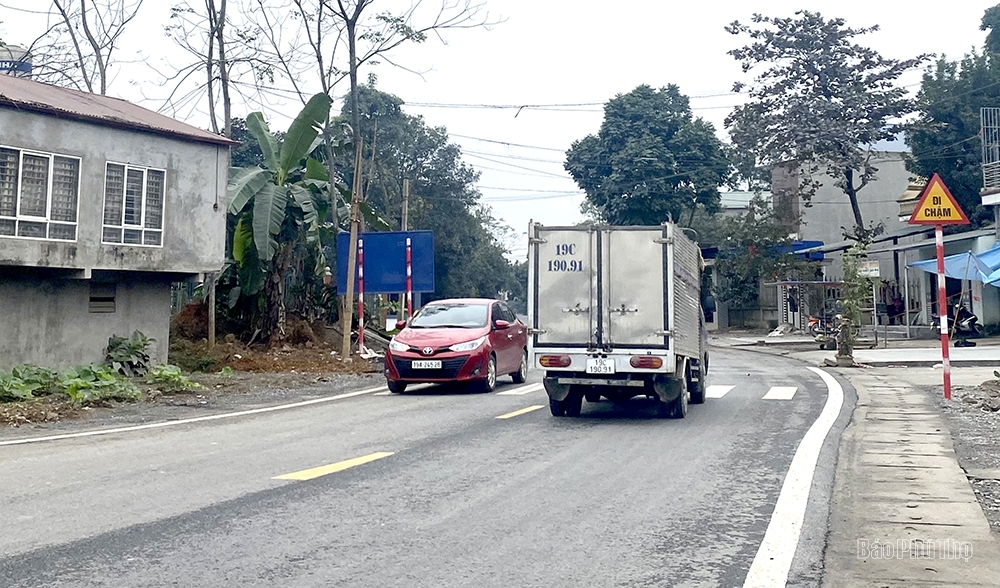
[651,374,683,403]
[543,377,572,402]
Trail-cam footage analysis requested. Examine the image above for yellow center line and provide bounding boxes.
[495,405,545,420]
[273,451,395,481]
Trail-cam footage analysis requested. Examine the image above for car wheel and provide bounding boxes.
[511,350,527,383]
[387,380,406,394]
[478,354,497,393]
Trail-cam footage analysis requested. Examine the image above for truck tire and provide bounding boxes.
[670,387,689,419]
[564,388,584,417]
[549,398,566,417]
[688,364,706,405]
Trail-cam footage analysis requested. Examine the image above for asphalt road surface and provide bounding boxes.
[0,347,851,587]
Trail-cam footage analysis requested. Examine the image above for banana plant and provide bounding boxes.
[226,93,334,342]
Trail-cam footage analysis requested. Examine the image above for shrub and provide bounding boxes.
[58,364,141,406]
[0,365,59,402]
[147,364,201,392]
[106,331,153,377]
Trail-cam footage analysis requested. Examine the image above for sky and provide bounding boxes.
[1,0,997,260]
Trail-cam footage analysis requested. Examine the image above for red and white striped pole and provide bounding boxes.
[357,237,365,353]
[405,237,413,320]
[935,224,952,400]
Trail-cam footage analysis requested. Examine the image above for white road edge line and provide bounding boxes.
[743,367,844,588]
[0,386,387,447]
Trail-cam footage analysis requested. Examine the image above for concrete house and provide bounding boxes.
[0,74,232,369]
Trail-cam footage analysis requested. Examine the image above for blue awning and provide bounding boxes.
[908,245,1000,286]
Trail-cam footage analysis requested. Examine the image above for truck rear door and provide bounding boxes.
[530,225,596,348]
[603,227,668,348]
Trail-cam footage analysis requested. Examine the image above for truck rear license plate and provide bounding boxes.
[586,358,615,374]
[412,360,442,369]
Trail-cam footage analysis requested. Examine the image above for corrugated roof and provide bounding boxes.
[0,74,236,146]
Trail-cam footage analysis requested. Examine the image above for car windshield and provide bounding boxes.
[409,304,488,328]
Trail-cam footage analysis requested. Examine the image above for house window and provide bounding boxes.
[102,163,165,247]
[0,145,80,242]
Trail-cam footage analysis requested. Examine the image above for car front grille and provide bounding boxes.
[393,355,472,379]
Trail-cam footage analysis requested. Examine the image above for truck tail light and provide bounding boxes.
[630,355,663,369]
[539,355,571,368]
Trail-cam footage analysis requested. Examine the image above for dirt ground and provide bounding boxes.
[0,341,385,433]
[939,378,1000,536]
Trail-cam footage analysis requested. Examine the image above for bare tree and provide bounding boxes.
[2,0,144,94]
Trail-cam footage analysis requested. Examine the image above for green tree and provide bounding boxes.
[725,11,929,240]
[906,51,995,227]
[332,85,517,301]
[226,93,335,343]
[564,84,729,226]
[714,195,816,309]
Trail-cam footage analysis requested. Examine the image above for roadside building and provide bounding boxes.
[0,74,233,369]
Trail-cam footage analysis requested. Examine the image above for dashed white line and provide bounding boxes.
[762,386,798,400]
[706,385,735,399]
[497,383,544,396]
[743,367,844,587]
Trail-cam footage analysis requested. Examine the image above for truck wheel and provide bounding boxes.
[387,380,406,394]
[562,387,583,417]
[549,398,566,417]
[688,364,706,405]
[670,387,689,419]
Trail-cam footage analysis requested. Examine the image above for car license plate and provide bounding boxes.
[412,360,442,369]
[586,358,615,374]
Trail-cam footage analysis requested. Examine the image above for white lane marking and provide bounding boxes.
[374,391,392,396]
[0,386,387,447]
[705,385,735,399]
[497,383,544,396]
[743,367,844,588]
[762,386,798,400]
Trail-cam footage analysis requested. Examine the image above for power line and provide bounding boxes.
[452,133,566,152]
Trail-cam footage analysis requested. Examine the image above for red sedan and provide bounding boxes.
[384,298,528,393]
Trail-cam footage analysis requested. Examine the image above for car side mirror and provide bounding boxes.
[493,319,511,330]
[395,320,407,330]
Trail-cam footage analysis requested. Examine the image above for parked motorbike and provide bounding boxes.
[808,314,836,337]
[953,304,984,347]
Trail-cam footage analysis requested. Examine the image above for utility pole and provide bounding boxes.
[341,141,365,358]
[402,179,410,231]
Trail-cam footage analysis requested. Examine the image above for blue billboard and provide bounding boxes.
[337,230,435,293]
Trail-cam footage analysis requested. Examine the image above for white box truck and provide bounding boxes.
[527,222,708,418]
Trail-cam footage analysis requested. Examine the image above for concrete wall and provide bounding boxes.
[0,268,170,370]
[0,107,227,274]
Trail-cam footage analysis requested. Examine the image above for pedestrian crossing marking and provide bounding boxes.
[497,383,544,396]
[706,385,735,399]
[762,386,798,400]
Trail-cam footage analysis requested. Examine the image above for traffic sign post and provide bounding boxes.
[907,173,970,400]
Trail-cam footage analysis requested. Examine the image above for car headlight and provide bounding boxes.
[449,335,487,352]
[389,338,409,353]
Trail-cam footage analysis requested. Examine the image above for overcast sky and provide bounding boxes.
[1,1,996,259]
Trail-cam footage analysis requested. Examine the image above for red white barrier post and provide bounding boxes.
[357,238,365,352]
[405,237,413,320]
[906,173,969,400]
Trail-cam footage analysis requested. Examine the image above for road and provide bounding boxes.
[0,347,850,587]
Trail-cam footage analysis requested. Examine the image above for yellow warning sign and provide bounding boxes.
[908,173,969,225]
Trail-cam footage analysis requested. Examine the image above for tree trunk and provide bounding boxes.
[844,169,865,237]
[340,9,364,358]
